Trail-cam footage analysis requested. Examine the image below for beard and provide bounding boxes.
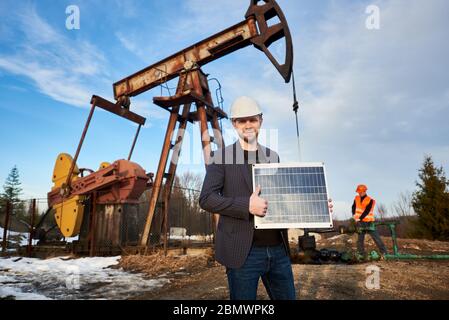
[241,131,258,144]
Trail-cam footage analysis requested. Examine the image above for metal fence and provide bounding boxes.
[0,198,42,256]
[141,186,215,251]
[0,186,214,256]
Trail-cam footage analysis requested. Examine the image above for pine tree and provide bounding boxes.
[411,156,449,240]
[1,166,25,218]
[3,166,22,201]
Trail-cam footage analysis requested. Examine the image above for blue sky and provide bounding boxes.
[1,0,448,219]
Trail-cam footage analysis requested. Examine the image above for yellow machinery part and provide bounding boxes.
[51,153,85,237]
[54,196,85,237]
[52,153,80,189]
[99,161,111,170]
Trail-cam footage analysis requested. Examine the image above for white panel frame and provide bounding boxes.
[252,162,333,229]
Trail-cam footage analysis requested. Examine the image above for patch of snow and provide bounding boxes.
[0,255,169,300]
[0,226,79,250]
[213,286,226,291]
[309,232,322,241]
[0,285,52,300]
[64,236,79,243]
[169,234,213,241]
[403,244,421,250]
[0,226,38,247]
[169,235,186,240]
[327,234,344,241]
[170,227,187,237]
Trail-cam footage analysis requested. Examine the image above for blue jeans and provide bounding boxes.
[226,244,296,300]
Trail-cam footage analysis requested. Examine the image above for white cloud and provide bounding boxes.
[115,31,157,63]
[202,0,449,213]
[300,0,449,208]
[0,57,91,107]
[2,0,448,220]
[110,0,245,67]
[113,0,139,18]
[17,5,61,44]
[181,0,243,33]
[332,200,353,221]
[109,0,449,216]
[0,4,111,108]
[129,99,168,128]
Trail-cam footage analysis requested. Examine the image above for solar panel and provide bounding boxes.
[252,162,333,229]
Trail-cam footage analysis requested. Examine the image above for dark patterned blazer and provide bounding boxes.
[199,141,290,268]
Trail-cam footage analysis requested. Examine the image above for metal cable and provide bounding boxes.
[291,70,301,161]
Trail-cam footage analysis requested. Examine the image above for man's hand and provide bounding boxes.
[249,185,268,217]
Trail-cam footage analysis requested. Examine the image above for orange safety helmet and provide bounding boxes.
[356,184,368,193]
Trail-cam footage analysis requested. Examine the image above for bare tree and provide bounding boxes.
[392,191,415,217]
[177,171,203,209]
[377,203,388,221]
[178,171,203,192]
[174,171,209,236]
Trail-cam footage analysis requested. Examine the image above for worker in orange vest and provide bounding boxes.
[352,184,387,257]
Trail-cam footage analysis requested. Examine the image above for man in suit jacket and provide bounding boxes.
[199,96,296,300]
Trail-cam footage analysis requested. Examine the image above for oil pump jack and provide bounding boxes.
[44,0,295,255]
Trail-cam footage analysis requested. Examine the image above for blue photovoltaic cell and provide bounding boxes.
[253,165,331,226]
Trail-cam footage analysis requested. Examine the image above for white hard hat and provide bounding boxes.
[230,96,262,119]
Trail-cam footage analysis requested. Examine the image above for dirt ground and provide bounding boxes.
[119,235,449,300]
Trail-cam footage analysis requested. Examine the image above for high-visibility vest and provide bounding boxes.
[354,195,375,222]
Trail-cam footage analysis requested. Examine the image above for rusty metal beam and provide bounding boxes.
[91,95,146,126]
[153,89,213,109]
[189,71,213,165]
[113,0,295,101]
[161,103,192,256]
[207,83,225,149]
[65,102,96,194]
[140,69,226,248]
[198,106,212,165]
[203,85,223,230]
[48,160,147,208]
[64,96,146,195]
[141,71,196,247]
[139,74,193,247]
[128,124,142,161]
[211,114,224,149]
[113,18,258,100]
[140,105,181,246]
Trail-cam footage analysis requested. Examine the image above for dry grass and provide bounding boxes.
[317,233,449,256]
[118,248,218,277]
[120,238,449,300]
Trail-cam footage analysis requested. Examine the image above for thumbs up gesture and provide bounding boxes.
[249,185,268,217]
